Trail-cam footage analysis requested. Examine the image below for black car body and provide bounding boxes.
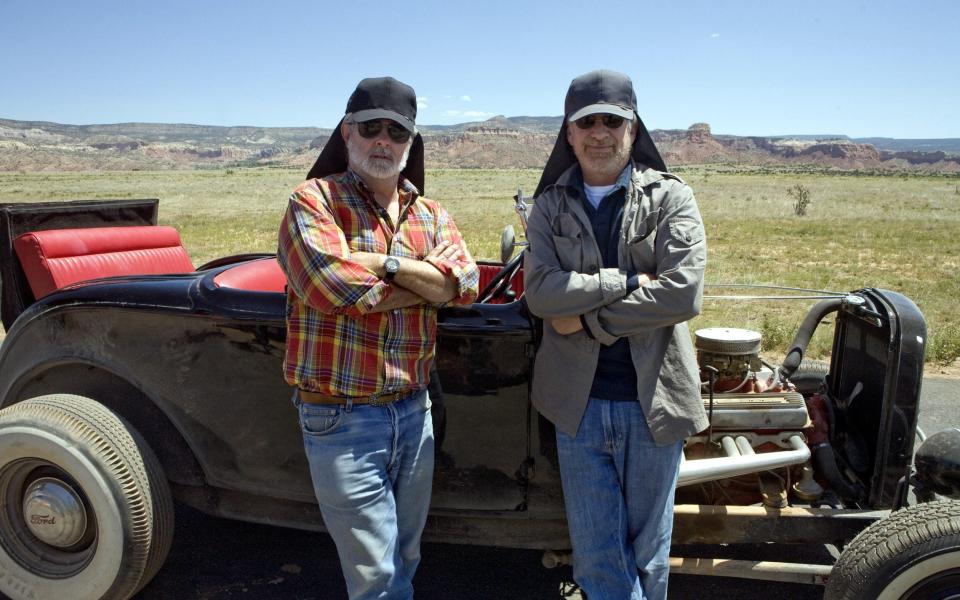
[1,199,958,600]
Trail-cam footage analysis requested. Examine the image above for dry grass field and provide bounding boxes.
[1,166,958,365]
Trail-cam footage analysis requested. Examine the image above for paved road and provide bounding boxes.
[133,381,956,600]
[135,505,833,600]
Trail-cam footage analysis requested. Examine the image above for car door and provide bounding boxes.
[433,301,534,511]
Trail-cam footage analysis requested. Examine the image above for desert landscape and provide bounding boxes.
[1,147,958,368]
[2,116,958,367]
[3,116,960,173]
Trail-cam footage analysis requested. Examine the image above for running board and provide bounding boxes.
[669,557,832,586]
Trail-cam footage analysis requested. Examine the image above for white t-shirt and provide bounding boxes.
[583,183,616,209]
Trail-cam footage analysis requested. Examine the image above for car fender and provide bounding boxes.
[1,304,207,488]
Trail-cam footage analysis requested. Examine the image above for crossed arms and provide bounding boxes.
[278,185,478,317]
[350,241,473,310]
[523,186,706,343]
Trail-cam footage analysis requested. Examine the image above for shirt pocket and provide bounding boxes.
[626,209,660,272]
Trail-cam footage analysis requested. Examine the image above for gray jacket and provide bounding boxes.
[523,163,709,444]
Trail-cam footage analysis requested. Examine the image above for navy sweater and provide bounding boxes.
[574,167,638,401]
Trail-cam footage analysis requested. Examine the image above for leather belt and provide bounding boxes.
[297,388,413,407]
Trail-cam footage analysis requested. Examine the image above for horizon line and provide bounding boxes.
[2,116,958,142]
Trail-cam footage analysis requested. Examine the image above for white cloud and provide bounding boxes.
[460,95,472,102]
[444,109,494,119]
[710,33,720,38]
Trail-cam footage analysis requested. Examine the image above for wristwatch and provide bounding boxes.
[383,256,400,282]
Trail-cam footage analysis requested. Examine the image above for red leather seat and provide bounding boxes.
[14,226,194,299]
[476,263,524,303]
[213,258,287,293]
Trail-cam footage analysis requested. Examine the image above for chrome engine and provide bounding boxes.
[677,327,824,507]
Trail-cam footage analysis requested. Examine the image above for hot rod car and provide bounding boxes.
[0,198,958,600]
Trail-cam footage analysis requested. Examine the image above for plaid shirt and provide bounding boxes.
[277,170,479,397]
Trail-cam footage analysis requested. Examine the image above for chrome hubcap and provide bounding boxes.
[21,476,88,548]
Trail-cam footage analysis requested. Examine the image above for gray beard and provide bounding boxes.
[346,135,411,181]
[579,145,631,181]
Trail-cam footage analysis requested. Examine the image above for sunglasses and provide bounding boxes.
[355,120,412,143]
[573,114,627,130]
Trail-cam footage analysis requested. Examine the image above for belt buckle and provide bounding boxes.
[368,391,395,407]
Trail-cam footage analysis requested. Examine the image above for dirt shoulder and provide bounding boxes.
[926,359,960,379]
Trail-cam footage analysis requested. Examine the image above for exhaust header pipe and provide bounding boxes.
[678,435,810,487]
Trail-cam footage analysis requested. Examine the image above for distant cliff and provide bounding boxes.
[1,117,957,172]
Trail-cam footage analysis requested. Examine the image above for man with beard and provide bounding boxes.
[277,76,479,600]
[523,70,708,600]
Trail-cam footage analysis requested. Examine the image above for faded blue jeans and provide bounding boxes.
[296,389,434,600]
[556,397,683,600]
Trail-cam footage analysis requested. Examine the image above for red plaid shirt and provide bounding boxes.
[277,170,479,397]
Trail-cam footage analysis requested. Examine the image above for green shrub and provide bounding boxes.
[760,314,793,352]
[787,184,811,216]
[929,322,960,366]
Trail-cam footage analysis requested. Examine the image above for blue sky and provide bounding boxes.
[2,0,958,138]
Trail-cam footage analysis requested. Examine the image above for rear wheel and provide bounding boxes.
[0,394,174,600]
[824,500,960,599]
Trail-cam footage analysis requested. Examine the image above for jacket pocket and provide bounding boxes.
[627,209,661,245]
[668,217,705,247]
[298,403,342,436]
[626,210,660,272]
[552,212,583,238]
[552,234,582,272]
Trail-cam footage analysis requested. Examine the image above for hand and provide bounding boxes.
[458,239,474,264]
[424,240,463,270]
[550,315,583,335]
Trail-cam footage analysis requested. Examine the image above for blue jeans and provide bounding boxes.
[296,389,434,600]
[556,397,683,600]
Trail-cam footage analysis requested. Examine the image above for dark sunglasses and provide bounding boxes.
[574,114,627,130]
[355,119,412,143]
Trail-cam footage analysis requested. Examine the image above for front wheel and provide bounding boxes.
[788,359,830,395]
[824,500,960,599]
[0,394,174,600]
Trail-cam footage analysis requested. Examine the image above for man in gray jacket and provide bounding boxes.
[523,69,708,600]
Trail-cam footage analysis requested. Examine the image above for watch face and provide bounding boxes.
[385,256,400,274]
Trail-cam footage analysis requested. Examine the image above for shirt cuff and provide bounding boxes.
[598,267,627,303]
[353,279,392,315]
[435,258,480,305]
[579,314,595,340]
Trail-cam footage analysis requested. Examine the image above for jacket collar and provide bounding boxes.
[548,160,665,196]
